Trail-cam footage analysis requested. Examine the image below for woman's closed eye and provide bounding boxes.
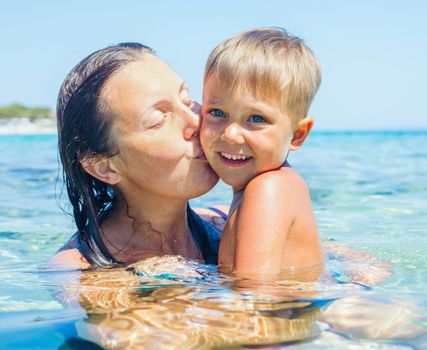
[147,111,170,129]
[148,119,163,129]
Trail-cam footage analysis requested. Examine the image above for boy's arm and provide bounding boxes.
[233,168,318,279]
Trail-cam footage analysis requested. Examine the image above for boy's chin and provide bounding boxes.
[221,177,249,192]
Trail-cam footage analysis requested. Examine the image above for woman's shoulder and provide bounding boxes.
[49,235,91,270]
[49,248,91,270]
[193,205,229,232]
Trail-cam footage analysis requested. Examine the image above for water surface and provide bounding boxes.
[0,132,426,349]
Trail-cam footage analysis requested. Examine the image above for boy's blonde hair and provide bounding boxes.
[204,27,321,123]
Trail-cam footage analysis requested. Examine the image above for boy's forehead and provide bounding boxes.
[205,74,281,106]
[205,74,256,97]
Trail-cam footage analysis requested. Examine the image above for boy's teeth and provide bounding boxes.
[221,152,250,160]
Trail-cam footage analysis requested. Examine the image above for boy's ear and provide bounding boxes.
[80,156,121,185]
[289,117,314,151]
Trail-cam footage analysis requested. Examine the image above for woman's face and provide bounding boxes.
[102,54,218,199]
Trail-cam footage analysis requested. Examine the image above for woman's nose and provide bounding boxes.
[221,123,245,145]
[183,103,201,140]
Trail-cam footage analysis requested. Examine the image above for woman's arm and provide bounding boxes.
[325,243,391,286]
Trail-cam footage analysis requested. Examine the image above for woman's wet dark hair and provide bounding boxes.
[57,42,154,266]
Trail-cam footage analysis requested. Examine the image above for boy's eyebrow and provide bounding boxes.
[205,97,222,105]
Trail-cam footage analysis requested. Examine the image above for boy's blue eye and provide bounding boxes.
[210,109,225,118]
[249,115,267,123]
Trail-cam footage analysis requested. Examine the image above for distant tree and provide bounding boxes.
[0,103,53,120]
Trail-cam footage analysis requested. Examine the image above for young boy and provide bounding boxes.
[200,27,324,279]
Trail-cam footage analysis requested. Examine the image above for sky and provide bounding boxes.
[1,0,426,130]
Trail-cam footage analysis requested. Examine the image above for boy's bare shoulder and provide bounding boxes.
[49,248,91,270]
[245,166,309,199]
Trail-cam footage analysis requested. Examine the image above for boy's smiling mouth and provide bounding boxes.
[218,152,253,167]
[220,152,251,161]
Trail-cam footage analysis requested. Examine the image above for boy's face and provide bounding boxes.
[200,75,295,191]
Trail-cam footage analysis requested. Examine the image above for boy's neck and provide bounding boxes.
[229,188,245,217]
[232,186,245,194]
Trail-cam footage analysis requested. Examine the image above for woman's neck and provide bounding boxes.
[100,191,201,264]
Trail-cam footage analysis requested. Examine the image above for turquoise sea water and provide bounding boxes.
[0,132,426,349]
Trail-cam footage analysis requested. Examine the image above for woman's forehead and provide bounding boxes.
[109,56,181,93]
[102,56,182,116]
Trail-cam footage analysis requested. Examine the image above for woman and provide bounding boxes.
[52,42,226,269]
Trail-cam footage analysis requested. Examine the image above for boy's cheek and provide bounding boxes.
[199,125,215,155]
[199,121,207,144]
[199,116,211,138]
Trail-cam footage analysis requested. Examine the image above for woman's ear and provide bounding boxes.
[80,156,121,185]
[289,117,314,152]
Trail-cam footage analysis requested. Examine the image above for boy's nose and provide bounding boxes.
[183,103,201,140]
[221,123,245,145]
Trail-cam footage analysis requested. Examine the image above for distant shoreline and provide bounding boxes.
[0,117,56,135]
[0,117,425,136]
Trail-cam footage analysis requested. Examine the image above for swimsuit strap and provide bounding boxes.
[207,206,229,220]
[187,204,221,265]
[229,189,244,217]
